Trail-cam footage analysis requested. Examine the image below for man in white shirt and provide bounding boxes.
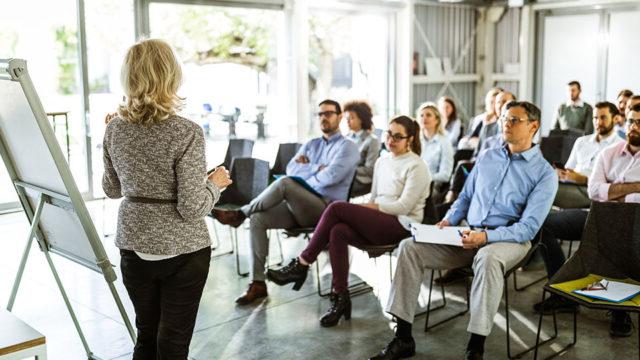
[553,102,624,208]
[535,103,640,338]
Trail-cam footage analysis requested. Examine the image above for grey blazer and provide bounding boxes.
[102,115,220,255]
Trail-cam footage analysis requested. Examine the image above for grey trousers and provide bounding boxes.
[386,238,531,336]
[241,177,327,281]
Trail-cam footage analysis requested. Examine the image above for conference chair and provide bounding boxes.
[209,157,272,276]
[420,235,556,360]
[533,202,640,360]
[270,142,302,179]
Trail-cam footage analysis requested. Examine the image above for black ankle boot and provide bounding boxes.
[320,291,351,327]
[266,258,309,291]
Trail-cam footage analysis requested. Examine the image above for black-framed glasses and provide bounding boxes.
[500,115,530,126]
[627,118,640,127]
[318,111,338,118]
[386,131,410,142]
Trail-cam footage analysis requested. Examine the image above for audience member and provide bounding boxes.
[553,80,593,134]
[535,103,640,338]
[417,102,454,189]
[438,96,463,148]
[457,88,503,151]
[213,99,360,305]
[552,102,623,208]
[370,101,557,360]
[614,89,633,138]
[344,100,381,197]
[267,115,430,327]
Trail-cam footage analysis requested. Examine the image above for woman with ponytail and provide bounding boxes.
[267,115,432,328]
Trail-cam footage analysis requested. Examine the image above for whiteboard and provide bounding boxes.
[0,59,110,274]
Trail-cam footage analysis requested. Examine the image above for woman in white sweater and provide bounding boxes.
[267,115,431,327]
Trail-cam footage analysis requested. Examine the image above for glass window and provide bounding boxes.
[149,3,285,167]
[84,0,135,197]
[0,0,86,205]
[308,10,393,135]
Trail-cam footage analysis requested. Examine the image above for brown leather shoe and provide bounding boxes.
[212,208,246,228]
[235,281,268,305]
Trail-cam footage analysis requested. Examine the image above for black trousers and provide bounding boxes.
[120,246,211,360]
[538,209,588,278]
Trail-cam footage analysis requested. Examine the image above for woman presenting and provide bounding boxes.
[102,39,231,359]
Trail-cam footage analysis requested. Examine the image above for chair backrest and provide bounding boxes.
[539,131,581,166]
[218,157,269,206]
[453,149,474,170]
[271,142,302,177]
[551,202,640,284]
[422,183,439,225]
[222,139,254,170]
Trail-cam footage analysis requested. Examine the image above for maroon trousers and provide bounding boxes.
[300,201,410,292]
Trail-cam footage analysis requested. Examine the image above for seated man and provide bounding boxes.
[552,102,623,209]
[370,101,557,360]
[535,103,640,338]
[213,99,359,305]
[457,88,502,152]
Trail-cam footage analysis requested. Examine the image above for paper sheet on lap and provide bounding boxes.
[410,223,468,246]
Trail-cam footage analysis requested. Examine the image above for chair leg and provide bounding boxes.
[533,289,574,360]
[422,269,469,332]
[234,227,249,277]
[506,280,560,359]
[211,222,235,259]
[513,245,548,291]
[273,230,284,266]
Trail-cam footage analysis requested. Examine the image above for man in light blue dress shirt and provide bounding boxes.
[213,99,360,305]
[370,101,557,360]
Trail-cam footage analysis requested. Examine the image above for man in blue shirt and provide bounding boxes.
[370,101,557,360]
[213,99,359,305]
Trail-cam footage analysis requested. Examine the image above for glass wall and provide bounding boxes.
[308,10,393,135]
[0,0,86,206]
[85,0,135,197]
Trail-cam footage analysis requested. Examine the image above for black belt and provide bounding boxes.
[126,196,177,204]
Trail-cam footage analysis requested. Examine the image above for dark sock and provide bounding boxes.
[467,333,486,353]
[395,318,413,340]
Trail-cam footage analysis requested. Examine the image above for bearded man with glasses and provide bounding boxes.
[213,99,359,305]
[533,104,640,338]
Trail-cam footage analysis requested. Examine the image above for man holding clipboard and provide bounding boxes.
[370,102,557,360]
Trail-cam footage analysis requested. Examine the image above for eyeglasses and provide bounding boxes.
[386,131,410,142]
[500,115,530,126]
[581,279,609,291]
[318,111,338,118]
[627,118,640,127]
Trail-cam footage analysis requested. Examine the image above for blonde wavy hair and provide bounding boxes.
[417,102,445,135]
[118,39,184,125]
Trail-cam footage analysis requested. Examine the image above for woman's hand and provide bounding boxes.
[208,166,232,189]
[360,203,379,210]
[436,219,450,229]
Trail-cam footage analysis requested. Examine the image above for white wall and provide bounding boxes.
[540,13,600,135]
[605,10,640,101]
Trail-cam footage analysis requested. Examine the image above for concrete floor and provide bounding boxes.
[0,200,638,360]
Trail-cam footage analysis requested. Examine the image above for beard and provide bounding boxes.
[597,123,614,136]
[321,121,336,134]
[628,130,640,147]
